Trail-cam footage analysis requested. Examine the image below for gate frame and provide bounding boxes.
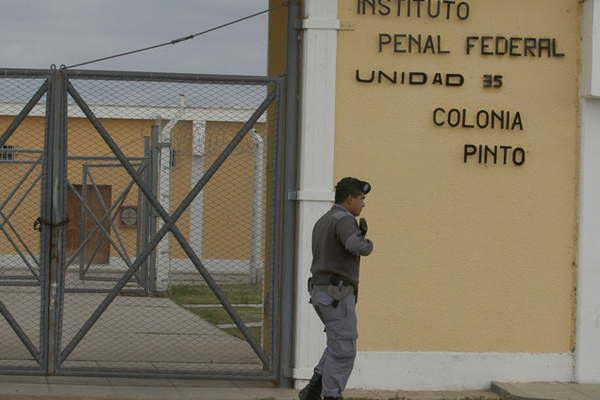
[0,68,53,376]
[0,67,294,384]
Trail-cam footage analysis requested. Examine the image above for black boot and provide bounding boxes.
[298,372,322,400]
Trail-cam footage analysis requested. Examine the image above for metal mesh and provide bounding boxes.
[0,77,48,370]
[58,75,280,376]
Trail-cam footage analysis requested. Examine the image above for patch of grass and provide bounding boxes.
[224,326,262,342]
[169,283,262,305]
[168,283,264,341]
[185,306,262,325]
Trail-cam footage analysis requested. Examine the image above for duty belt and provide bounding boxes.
[308,273,359,305]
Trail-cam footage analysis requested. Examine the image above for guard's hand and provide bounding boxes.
[359,218,368,236]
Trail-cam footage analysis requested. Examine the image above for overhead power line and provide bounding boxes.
[66,2,290,69]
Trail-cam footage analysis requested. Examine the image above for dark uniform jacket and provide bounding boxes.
[310,204,374,285]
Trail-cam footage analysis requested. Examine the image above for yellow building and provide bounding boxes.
[0,111,269,292]
[269,0,600,391]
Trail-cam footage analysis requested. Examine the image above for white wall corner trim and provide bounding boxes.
[295,351,573,391]
[293,0,340,384]
[577,0,600,384]
[577,99,600,383]
[288,190,335,202]
[301,18,341,30]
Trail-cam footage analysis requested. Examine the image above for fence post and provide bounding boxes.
[136,137,149,292]
[45,67,68,374]
[249,128,265,285]
[78,164,88,279]
[147,120,160,293]
[189,120,206,267]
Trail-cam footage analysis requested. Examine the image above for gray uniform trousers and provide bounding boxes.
[310,286,358,398]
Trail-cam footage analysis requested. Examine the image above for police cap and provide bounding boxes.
[336,177,372,195]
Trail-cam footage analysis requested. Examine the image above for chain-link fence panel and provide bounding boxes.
[0,75,50,371]
[57,72,283,378]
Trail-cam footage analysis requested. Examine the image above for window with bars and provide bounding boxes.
[0,145,15,161]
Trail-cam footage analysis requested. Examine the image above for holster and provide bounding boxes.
[327,284,353,307]
[309,274,357,308]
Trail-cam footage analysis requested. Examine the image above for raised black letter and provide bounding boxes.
[414,0,424,16]
[424,35,436,54]
[397,0,406,16]
[509,37,523,57]
[552,39,565,58]
[484,145,498,164]
[491,110,504,129]
[408,34,421,53]
[427,0,441,17]
[396,34,408,53]
[464,144,477,163]
[438,35,450,54]
[446,73,464,87]
[462,109,474,128]
[443,0,455,19]
[466,36,477,55]
[409,72,428,85]
[495,36,508,55]
[379,34,392,52]
[481,36,493,55]
[538,38,552,57]
[378,70,398,84]
[500,145,512,164]
[513,147,526,166]
[360,0,377,14]
[433,108,446,126]
[477,110,489,128]
[378,0,391,15]
[356,69,375,83]
[524,38,537,57]
[457,1,469,20]
[512,112,524,131]
[448,109,461,127]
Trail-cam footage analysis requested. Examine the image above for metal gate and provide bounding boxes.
[0,67,285,380]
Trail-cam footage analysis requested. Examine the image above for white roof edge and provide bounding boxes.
[0,103,267,123]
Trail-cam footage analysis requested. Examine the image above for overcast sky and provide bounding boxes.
[0,0,269,75]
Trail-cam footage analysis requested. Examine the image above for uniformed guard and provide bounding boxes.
[298,177,374,400]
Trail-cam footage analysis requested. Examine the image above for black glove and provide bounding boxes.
[358,218,368,236]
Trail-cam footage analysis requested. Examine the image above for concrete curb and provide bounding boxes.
[491,382,545,400]
[491,381,600,400]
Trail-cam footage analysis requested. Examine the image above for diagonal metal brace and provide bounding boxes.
[0,209,40,276]
[0,80,48,149]
[0,300,40,362]
[0,155,43,217]
[86,169,133,265]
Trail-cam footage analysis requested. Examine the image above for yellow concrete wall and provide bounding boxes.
[268,0,288,77]
[0,115,266,266]
[0,116,158,260]
[0,117,45,255]
[170,120,267,261]
[336,0,580,352]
